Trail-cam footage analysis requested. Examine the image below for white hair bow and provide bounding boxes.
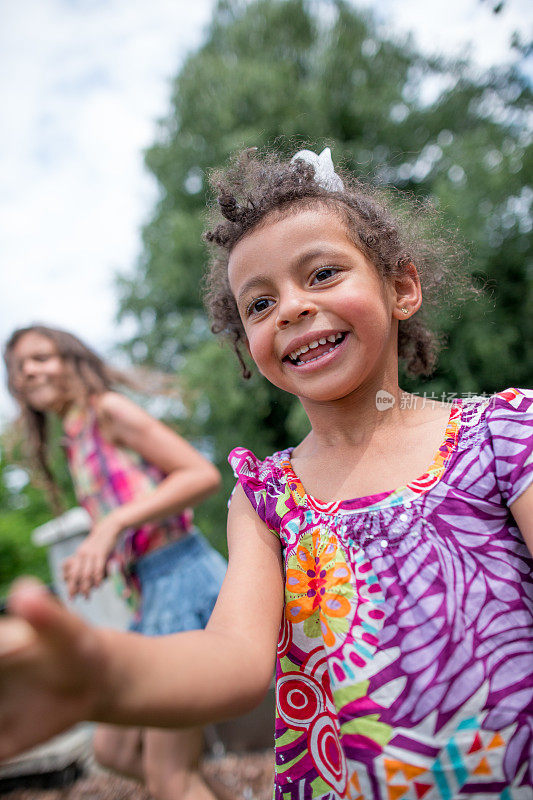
[290,147,344,192]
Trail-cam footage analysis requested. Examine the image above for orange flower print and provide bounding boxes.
[285,528,354,647]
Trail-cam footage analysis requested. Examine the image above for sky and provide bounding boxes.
[0,0,531,424]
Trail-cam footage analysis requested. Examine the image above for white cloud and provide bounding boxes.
[373,0,531,69]
[0,0,214,423]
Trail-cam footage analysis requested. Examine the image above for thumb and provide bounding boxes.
[6,578,87,656]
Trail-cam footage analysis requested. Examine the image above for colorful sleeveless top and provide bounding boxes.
[63,403,193,610]
[230,389,533,799]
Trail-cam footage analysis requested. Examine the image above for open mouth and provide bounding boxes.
[284,332,347,366]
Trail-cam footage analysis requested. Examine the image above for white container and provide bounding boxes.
[32,507,132,630]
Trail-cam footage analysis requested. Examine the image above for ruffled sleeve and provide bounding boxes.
[228,447,287,537]
[486,388,533,506]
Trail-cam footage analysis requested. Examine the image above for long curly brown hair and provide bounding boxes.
[204,148,472,378]
[4,325,133,510]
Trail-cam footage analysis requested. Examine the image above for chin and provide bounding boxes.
[26,394,56,412]
[292,384,355,405]
[27,401,49,412]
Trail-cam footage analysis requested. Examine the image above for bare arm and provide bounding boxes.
[0,486,284,755]
[64,391,221,597]
[94,391,221,529]
[510,482,533,557]
[96,486,284,725]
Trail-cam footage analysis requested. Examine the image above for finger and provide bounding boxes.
[0,617,37,658]
[65,565,82,599]
[8,577,50,616]
[62,557,75,578]
[93,558,106,586]
[90,563,103,589]
[68,554,90,595]
[63,553,84,583]
[96,554,108,577]
[67,576,80,600]
[81,581,92,600]
[85,551,105,587]
[7,579,87,656]
[79,556,98,598]
[62,549,86,572]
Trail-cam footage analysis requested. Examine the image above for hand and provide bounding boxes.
[0,579,106,759]
[63,514,123,599]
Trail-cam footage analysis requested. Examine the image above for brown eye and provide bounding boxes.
[249,297,273,315]
[312,267,338,284]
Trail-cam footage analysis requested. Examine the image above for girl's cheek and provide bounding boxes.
[15,379,30,400]
[247,340,263,368]
[247,340,275,378]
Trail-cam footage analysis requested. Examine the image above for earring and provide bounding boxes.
[401,307,409,315]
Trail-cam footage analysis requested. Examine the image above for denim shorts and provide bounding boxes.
[129,531,227,636]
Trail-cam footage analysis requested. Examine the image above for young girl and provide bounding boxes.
[1,149,532,800]
[3,325,226,800]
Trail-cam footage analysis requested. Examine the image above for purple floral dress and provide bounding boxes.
[230,389,533,800]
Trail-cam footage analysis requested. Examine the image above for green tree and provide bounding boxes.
[118,0,532,550]
[0,420,76,596]
[0,446,51,597]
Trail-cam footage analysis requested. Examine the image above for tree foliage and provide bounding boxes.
[117,0,532,550]
[0,420,77,595]
[0,445,51,597]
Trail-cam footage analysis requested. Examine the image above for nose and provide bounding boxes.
[20,358,38,378]
[276,291,318,329]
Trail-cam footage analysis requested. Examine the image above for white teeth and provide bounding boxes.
[288,333,345,362]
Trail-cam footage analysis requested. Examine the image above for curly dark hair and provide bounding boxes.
[204,148,472,378]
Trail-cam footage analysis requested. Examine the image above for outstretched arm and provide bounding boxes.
[63,391,222,598]
[0,486,284,757]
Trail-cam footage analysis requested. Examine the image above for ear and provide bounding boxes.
[392,262,422,321]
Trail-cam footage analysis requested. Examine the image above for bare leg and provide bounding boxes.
[92,724,144,783]
[143,727,217,800]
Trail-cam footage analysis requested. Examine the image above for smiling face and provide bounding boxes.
[9,332,73,415]
[228,206,415,406]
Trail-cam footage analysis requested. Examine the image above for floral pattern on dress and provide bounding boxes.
[285,527,354,647]
[230,389,533,799]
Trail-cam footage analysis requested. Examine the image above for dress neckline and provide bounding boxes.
[62,403,91,439]
[277,398,463,515]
